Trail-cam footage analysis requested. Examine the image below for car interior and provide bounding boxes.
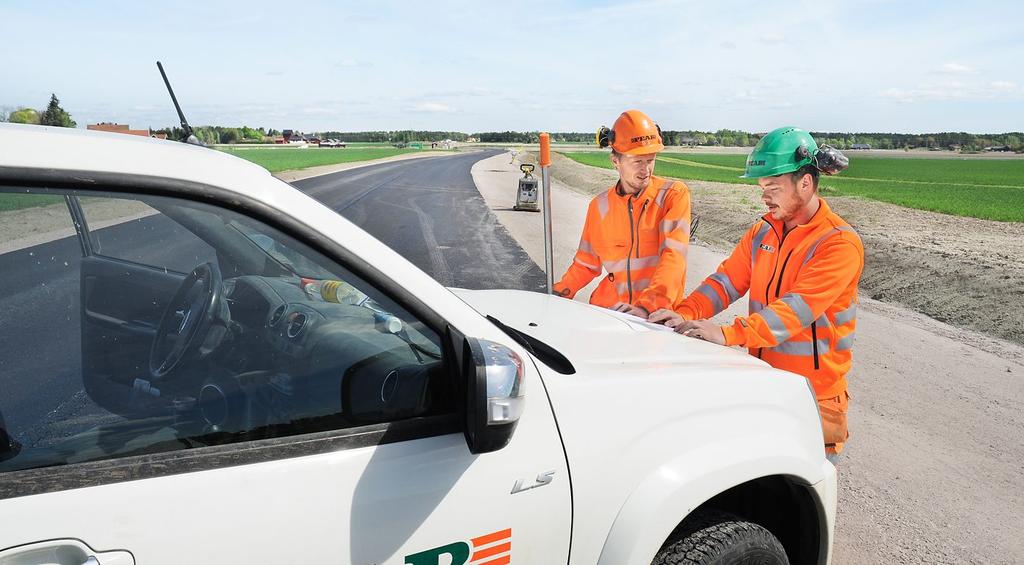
[0,189,451,474]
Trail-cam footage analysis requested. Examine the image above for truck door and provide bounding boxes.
[0,184,571,565]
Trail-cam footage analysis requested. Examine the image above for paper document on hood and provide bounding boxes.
[604,309,677,332]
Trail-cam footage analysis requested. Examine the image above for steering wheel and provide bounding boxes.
[150,262,225,379]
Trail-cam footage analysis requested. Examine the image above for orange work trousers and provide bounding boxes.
[819,391,849,456]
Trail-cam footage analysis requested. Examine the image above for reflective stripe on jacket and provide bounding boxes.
[555,176,691,313]
[676,197,863,399]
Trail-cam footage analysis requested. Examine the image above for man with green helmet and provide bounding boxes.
[650,126,864,460]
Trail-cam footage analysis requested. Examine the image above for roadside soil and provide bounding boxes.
[0,198,152,255]
[522,150,1024,347]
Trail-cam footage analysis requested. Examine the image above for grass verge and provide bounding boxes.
[0,193,64,213]
[219,147,422,173]
[563,152,1024,222]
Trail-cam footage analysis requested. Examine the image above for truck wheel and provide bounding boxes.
[652,511,788,565]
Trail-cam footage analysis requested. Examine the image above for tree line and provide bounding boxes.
[3,94,77,128]
[3,96,1021,152]
[474,130,1024,152]
[318,131,470,142]
[146,127,471,144]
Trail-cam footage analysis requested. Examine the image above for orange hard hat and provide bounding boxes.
[597,110,664,155]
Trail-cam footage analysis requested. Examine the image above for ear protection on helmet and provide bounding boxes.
[795,144,812,161]
[814,145,849,175]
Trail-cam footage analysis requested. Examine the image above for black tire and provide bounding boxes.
[652,511,789,565]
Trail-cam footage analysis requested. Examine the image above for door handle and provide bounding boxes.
[0,539,133,565]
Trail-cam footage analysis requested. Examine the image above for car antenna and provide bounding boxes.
[156,61,203,146]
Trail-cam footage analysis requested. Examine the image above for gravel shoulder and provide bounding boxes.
[490,151,1024,565]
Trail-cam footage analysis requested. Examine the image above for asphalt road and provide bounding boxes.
[291,150,545,291]
[0,150,544,451]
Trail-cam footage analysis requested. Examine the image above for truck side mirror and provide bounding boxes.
[464,338,525,454]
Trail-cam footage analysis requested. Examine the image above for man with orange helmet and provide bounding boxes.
[649,127,863,460]
[554,110,692,317]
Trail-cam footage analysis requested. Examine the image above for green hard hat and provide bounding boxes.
[741,126,819,178]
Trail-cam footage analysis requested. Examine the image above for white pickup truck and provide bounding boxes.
[0,124,836,565]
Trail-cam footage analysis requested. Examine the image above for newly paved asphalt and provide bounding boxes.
[0,150,544,450]
[292,150,545,291]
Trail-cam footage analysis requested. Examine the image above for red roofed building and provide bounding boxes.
[87,122,166,139]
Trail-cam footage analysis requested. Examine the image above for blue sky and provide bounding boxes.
[2,0,1022,133]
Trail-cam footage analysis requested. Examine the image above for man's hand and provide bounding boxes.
[648,308,685,328]
[675,319,726,345]
[610,302,649,318]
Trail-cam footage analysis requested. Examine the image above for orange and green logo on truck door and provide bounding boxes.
[405,528,512,565]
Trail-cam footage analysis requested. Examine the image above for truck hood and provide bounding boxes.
[454,289,827,565]
[452,288,769,375]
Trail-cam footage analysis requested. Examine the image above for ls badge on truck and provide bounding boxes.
[405,528,511,565]
[511,470,555,494]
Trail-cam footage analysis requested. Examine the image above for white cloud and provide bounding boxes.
[421,87,494,98]
[879,78,1024,103]
[409,102,456,113]
[935,62,977,75]
[335,59,368,68]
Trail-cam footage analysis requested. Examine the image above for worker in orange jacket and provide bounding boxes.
[650,127,864,459]
[554,110,692,316]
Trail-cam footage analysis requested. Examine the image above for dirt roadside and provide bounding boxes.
[482,152,1024,564]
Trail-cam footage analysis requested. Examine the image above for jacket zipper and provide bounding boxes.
[764,221,819,369]
[758,221,787,359]
[636,199,649,258]
[626,198,635,302]
[763,221,787,305]
[774,250,795,298]
[624,198,650,303]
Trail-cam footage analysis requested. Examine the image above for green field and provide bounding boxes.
[219,146,422,172]
[0,193,64,213]
[563,152,1024,222]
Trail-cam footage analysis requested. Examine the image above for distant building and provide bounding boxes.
[87,122,162,138]
[850,143,872,150]
[984,145,1012,152]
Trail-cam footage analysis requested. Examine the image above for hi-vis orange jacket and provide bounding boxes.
[676,198,864,399]
[555,176,691,313]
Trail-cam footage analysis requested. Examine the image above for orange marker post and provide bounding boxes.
[539,132,554,294]
[539,132,551,167]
